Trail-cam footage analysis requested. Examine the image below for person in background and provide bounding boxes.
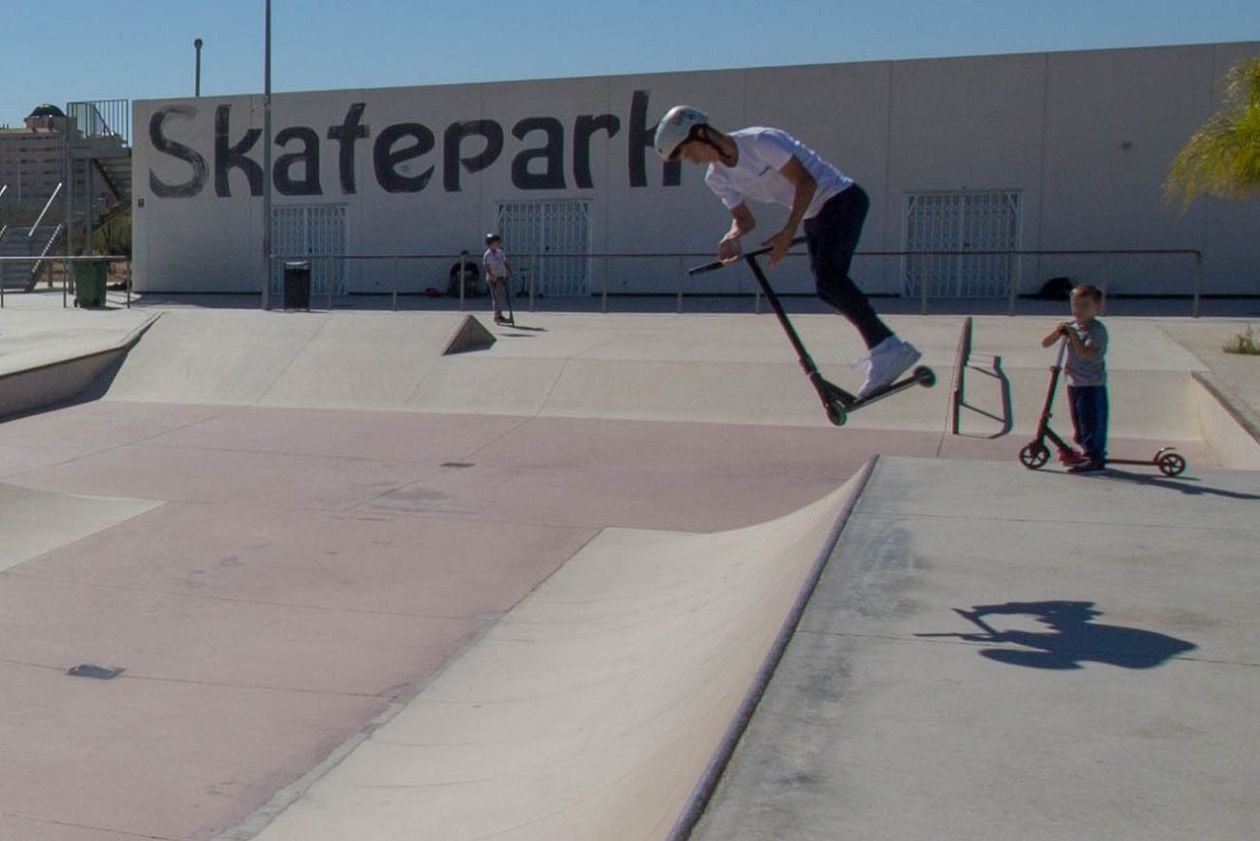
[483,233,512,325]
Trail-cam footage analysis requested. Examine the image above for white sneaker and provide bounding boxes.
[857,337,921,400]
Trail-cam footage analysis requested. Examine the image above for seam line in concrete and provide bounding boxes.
[1,569,489,621]
[1,811,181,841]
[853,509,1260,532]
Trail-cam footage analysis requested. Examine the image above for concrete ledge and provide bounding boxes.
[0,313,160,421]
[1193,371,1260,469]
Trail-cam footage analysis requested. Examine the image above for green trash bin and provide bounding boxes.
[74,260,108,308]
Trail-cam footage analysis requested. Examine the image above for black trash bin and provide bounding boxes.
[283,260,311,310]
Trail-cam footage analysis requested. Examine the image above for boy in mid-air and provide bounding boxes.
[654,106,920,399]
[1042,284,1109,473]
[482,233,511,325]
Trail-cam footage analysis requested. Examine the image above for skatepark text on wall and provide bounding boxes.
[148,90,683,199]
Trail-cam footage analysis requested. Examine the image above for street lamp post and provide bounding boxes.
[261,1,272,309]
[194,38,203,97]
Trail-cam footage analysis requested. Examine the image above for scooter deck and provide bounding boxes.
[811,366,936,426]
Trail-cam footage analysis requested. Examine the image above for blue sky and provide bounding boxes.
[3,0,1258,126]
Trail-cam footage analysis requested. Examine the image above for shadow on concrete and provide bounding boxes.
[917,601,1197,670]
[1101,468,1260,501]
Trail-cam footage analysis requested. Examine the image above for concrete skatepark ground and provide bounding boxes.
[0,290,1257,840]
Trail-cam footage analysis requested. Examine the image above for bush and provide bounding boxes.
[1223,325,1260,355]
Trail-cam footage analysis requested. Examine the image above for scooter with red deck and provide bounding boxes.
[1018,338,1187,476]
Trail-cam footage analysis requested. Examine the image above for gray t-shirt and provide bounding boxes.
[1066,319,1108,387]
[483,248,508,279]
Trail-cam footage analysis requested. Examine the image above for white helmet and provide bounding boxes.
[654,105,709,160]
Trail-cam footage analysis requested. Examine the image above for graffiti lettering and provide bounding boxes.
[147,91,681,199]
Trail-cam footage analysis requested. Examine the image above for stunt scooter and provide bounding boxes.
[491,274,515,327]
[689,237,935,427]
[1018,337,1187,476]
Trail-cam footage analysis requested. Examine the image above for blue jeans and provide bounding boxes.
[1068,385,1108,464]
[803,185,893,350]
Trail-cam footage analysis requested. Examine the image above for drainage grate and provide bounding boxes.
[68,664,125,680]
[440,462,475,469]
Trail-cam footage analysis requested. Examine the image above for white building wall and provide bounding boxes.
[132,41,1260,297]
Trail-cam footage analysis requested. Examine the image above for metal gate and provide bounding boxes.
[904,191,1021,298]
[270,205,347,298]
[496,200,591,296]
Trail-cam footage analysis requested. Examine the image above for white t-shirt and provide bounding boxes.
[483,247,508,279]
[704,127,853,220]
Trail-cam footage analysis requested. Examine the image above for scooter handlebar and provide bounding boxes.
[687,236,808,276]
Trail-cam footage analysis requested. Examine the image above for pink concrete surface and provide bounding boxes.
[0,398,1218,840]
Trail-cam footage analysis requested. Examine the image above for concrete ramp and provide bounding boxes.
[0,483,161,573]
[689,457,1260,841]
[99,311,494,409]
[236,469,869,841]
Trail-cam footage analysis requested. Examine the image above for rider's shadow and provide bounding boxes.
[917,601,1197,670]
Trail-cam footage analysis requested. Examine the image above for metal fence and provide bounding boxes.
[66,100,131,145]
[268,247,1208,316]
[0,255,130,308]
[0,247,1209,315]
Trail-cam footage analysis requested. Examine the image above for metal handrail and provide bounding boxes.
[29,182,63,236]
[29,223,65,283]
[269,246,1206,316]
[951,316,973,435]
[0,253,129,309]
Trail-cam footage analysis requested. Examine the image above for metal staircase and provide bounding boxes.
[0,224,64,291]
[65,99,131,244]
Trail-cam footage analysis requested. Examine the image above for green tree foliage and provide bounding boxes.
[1166,56,1260,209]
[92,209,132,258]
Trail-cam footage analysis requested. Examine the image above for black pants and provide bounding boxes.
[803,184,893,350]
[1068,385,1109,464]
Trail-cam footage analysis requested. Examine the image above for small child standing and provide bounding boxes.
[1042,284,1109,473]
[482,233,512,325]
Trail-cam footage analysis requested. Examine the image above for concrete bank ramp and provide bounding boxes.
[233,470,868,841]
[99,310,493,409]
[690,457,1260,841]
[0,311,159,419]
[90,311,1235,447]
[0,483,161,573]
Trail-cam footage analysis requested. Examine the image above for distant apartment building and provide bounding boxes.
[0,104,68,205]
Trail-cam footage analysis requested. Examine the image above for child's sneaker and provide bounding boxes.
[1058,448,1088,466]
[1068,461,1105,474]
[857,337,922,400]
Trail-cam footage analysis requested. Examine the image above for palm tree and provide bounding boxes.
[1165,56,1260,209]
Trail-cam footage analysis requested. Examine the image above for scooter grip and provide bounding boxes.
[687,236,807,275]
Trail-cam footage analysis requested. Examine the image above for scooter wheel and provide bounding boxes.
[825,402,847,427]
[1019,442,1050,469]
[914,366,936,388]
[1157,451,1187,477]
